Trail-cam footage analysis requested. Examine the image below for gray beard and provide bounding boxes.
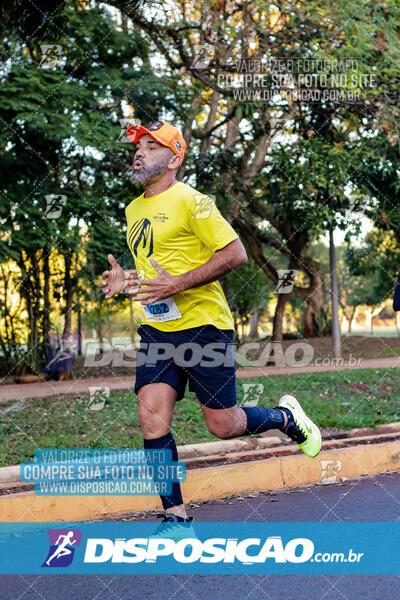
[130,162,167,184]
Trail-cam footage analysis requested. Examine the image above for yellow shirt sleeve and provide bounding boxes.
[187,193,239,253]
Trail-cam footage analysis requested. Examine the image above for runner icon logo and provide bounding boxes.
[87,386,110,411]
[117,118,141,143]
[42,529,82,568]
[319,460,342,484]
[240,383,264,406]
[274,270,298,294]
[39,45,63,69]
[191,193,216,219]
[190,44,215,69]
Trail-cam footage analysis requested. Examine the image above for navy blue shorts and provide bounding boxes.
[134,324,237,409]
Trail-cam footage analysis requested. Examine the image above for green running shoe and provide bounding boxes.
[274,394,322,458]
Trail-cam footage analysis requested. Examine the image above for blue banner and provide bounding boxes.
[0,522,398,574]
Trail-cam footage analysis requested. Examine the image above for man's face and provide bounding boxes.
[131,134,176,184]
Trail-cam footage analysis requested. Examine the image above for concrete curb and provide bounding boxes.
[2,421,400,483]
[184,431,400,469]
[176,436,284,459]
[0,437,285,484]
[1,440,400,522]
[179,421,400,458]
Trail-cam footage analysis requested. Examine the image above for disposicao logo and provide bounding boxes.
[83,536,315,564]
[42,529,82,567]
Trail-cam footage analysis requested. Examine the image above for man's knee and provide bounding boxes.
[138,403,170,438]
[206,415,236,440]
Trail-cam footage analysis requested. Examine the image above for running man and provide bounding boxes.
[45,531,77,566]
[101,119,322,535]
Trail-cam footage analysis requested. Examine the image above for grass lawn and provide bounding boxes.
[1,367,400,467]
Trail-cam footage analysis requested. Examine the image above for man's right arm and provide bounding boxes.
[100,255,140,298]
[122,270,141,294]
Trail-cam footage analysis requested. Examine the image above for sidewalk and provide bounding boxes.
[2,437,400,521]
[1,356,400,404]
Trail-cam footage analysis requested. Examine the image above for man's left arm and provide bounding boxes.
[133,238,247,305]
[177,238,247,290]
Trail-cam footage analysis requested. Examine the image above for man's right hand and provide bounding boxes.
[100,254,125,299]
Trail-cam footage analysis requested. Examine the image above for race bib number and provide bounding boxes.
[142,297,182,322]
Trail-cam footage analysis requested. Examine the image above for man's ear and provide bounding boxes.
[168,153,183,170]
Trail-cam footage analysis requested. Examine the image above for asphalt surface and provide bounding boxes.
[1,470,399,600]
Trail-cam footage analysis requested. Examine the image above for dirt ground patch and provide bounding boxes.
[69,334,400,379]
[278,334,400,361]
[2,334,400,384]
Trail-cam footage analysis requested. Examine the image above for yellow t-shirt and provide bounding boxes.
[125,182,238,332]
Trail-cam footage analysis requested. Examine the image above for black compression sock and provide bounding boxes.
[241,406,285,435]
[143,432,183,510]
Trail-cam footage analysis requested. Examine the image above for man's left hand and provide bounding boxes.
[131,259,182,305]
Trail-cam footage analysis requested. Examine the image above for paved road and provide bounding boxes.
[1,470,399,599]
[1,356,400,404]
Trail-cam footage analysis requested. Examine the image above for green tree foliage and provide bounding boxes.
[346,229,400,309]
[1,0,400,374]
[107,0,400,339]
[0,0,165,374]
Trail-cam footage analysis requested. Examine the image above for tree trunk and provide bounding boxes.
[17,257,32,374]
[96,305,104,345]
[43,251,50,343]
[105,304,113,347]
[30,251,41,372]
[272,293,288,342]
[129,296,136,347]
[0,266,13,368]
[302,258,326,338]
[0,267,11,345]
[63,253,73,334]
[366,305,383,332]
[348,306,358,334]
[233,311,240,344]
[248,307,261,339]
[303,295,325,337]
[76,288,82,355]
[239,315,247,339]
[348,313,354,334]
[329,227,341,358]
[365,310,373,331]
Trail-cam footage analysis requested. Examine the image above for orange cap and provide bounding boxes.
[126,119,186,160]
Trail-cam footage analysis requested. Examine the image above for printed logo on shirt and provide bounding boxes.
[153,212,168,223]
[128,218,154,258]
